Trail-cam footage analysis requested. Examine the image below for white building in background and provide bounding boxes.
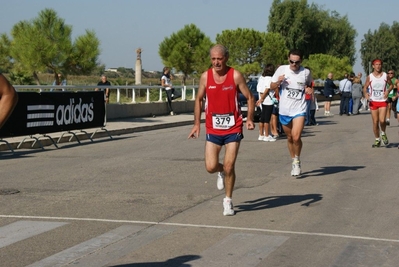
[105,68,118,72]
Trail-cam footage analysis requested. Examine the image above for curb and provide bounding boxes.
[0,119,198,153]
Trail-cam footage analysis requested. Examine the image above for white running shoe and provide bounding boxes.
[263,135,276,142]
[258,135,265,141]
[217,172,225,190]
[223,198,235,216]
[291,160,301,176]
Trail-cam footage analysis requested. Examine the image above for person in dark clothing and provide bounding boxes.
[96,75,111,103]
[323,72,337,116]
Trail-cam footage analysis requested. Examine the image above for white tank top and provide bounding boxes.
[369,72,388,102]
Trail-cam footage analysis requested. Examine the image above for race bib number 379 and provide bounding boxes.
[212,113,235,129]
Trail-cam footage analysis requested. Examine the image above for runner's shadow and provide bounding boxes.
[235,194,322,213]
[385,143,399,149]
[298,165,365,179]
[110,254,200,267]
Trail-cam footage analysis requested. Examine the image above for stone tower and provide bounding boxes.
[135,48,142,85]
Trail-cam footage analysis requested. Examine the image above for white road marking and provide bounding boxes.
[0,220,67,248]
[1,214,398,243]
[28,225,173,267]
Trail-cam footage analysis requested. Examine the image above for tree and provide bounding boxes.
[66,30,100,76]
[260,32,288,67]
[360,22,399,73]
[268,0,357,65]
[216,28,265,77]
[302,54,352,80]
[322,11,357,66]
[0,34,12,73]
[214,29,288,77]
[1,8,100,85]
[159,24,213,85]
[391,21,399,43]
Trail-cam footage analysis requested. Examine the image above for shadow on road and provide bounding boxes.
[298,165,365,179]
[235,193,323,213]
[110,254,201,267]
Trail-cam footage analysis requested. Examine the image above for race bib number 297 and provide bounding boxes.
[212,113,235,129]
[287,88,302,100]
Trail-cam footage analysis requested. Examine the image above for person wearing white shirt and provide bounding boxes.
[270,49,313,177]
[256,64,277,142]
[339,73,352,116]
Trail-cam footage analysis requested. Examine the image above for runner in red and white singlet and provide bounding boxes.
[204,67,243,135]
[363,59,393,147]
[188,44,255,216]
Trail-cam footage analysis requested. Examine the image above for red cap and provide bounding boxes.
[372,59,382,65]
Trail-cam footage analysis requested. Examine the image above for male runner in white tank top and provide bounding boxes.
[363,59,393,147]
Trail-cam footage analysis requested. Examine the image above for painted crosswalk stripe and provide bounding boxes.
[27,224,175,267]
[0,220,67,249]
[190,233,289,267]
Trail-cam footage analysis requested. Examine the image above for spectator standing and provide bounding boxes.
[396,81,399,148]
[270,49,313,177]
[161,67,177,116]
[0,73,18,129]
[323,73,337,116]
[188,44,255,216]
[256,64,276,142]
[351,76,363,115]
[363,59,393,147]
[50,73,67,92]
[385,70,398,125]
[270,96,281,138]
[95,75,111,104]
[339,73,352,116]
[304,67,314,126]
[309,94,319,125]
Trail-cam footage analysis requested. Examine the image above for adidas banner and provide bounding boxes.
[0,91,105,138]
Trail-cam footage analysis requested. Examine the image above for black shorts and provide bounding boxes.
[260,104,273,123]
[325,95,333,101]
[387,97,394,103]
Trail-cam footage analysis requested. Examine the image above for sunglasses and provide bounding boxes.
[388,72,394,74]
[289,59,301,65]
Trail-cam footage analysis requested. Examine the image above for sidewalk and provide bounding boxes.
[0,113,198,152]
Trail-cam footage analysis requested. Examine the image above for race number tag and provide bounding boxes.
[372,89,383,99]
[212,113,235,129]
[287,88,302,100]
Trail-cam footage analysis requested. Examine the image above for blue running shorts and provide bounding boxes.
[279,113,306,126]
[206,133,243,146]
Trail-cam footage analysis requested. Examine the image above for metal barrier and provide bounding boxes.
[13,85,198,104]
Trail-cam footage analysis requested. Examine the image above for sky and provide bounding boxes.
[1,0,398,76]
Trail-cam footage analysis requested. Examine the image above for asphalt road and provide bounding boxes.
[1,105,399,267]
